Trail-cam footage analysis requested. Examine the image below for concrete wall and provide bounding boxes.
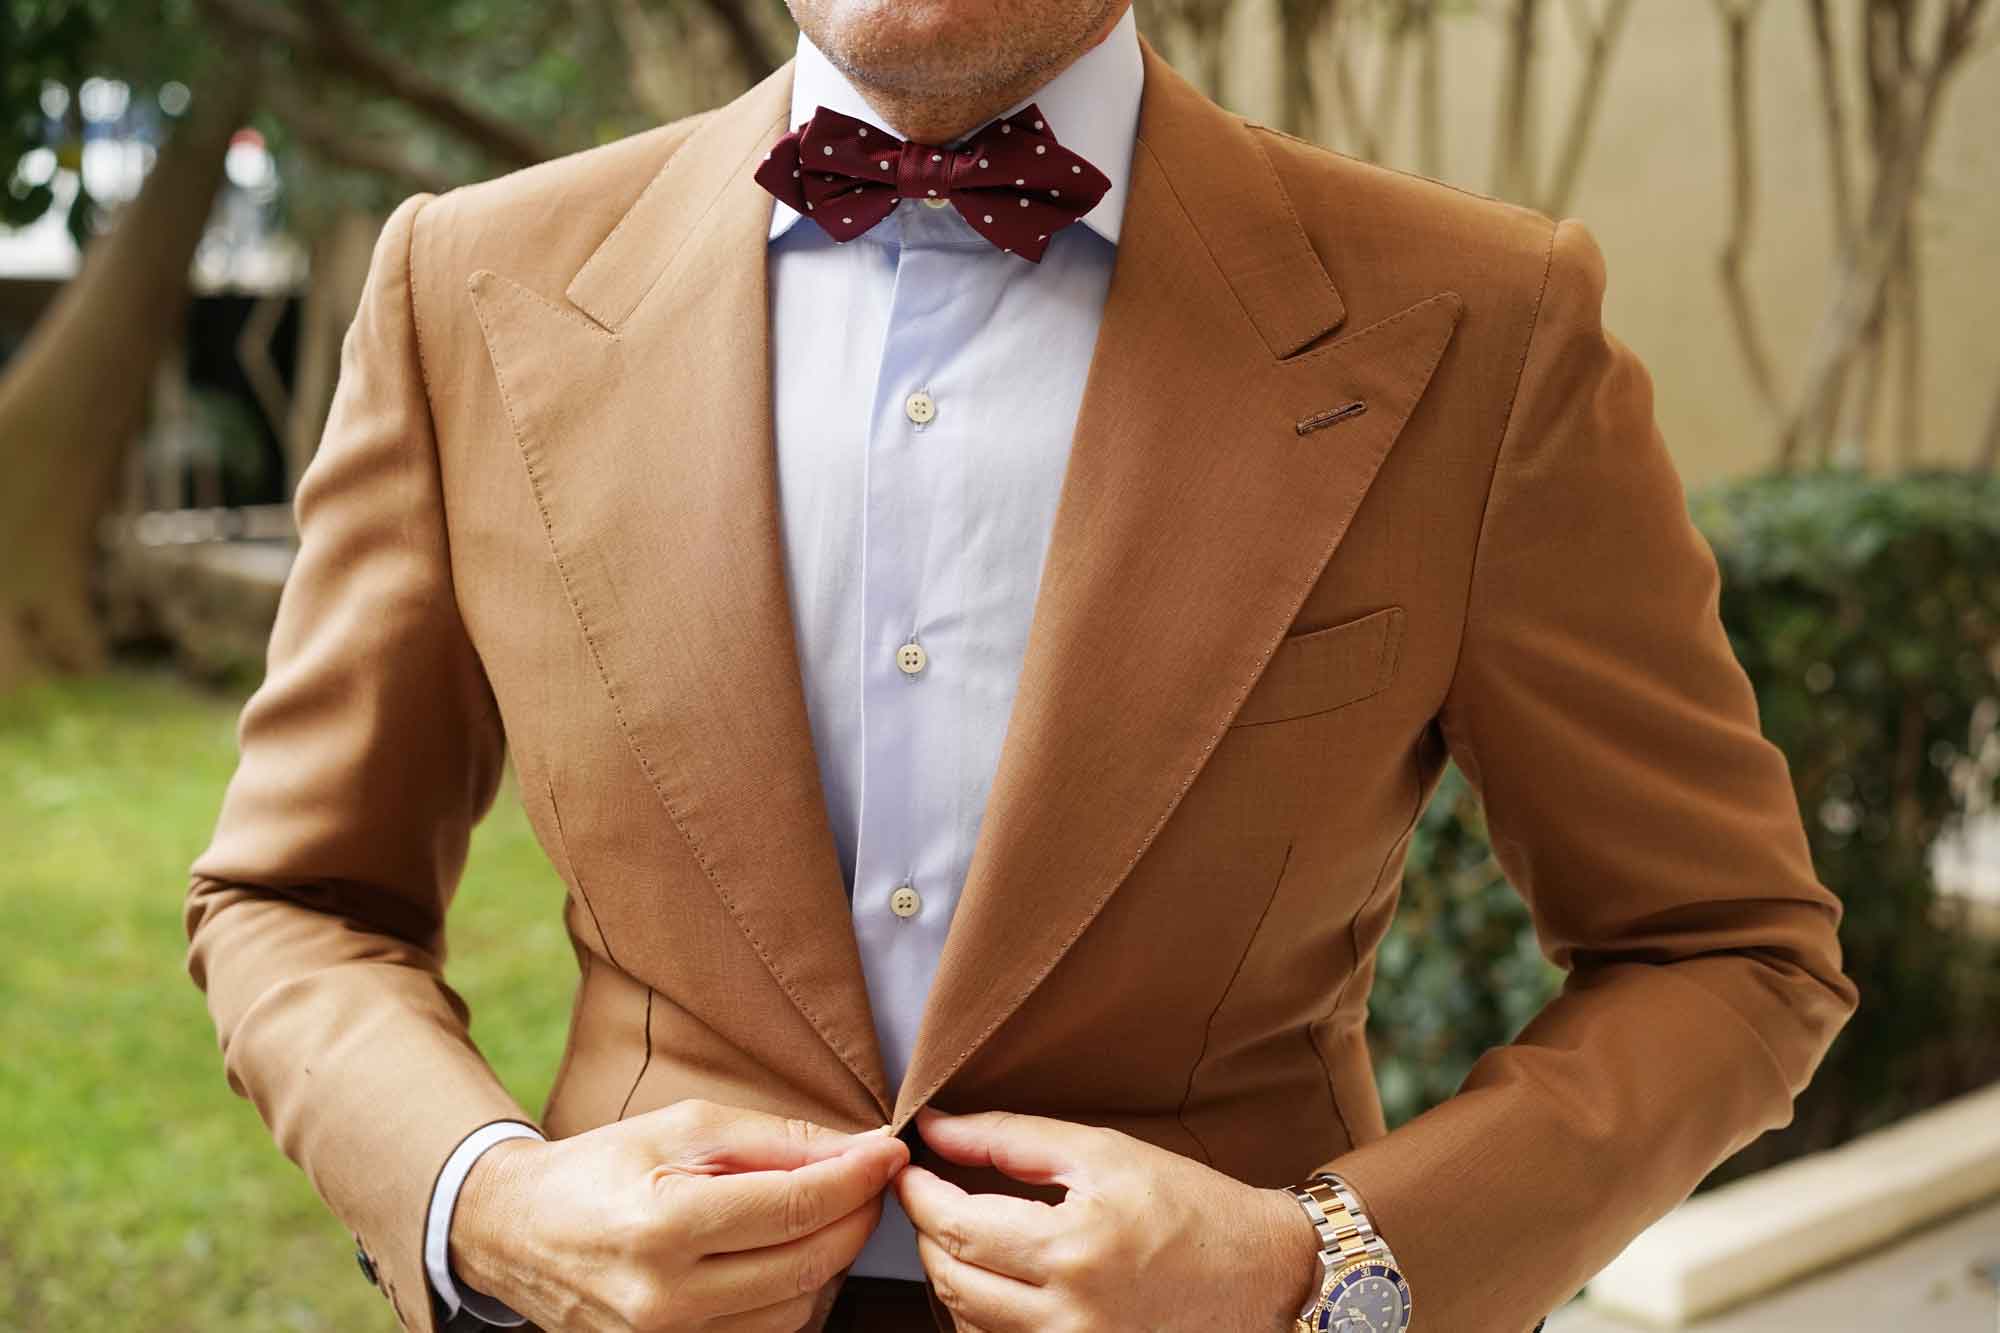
[1166,0,2000,485]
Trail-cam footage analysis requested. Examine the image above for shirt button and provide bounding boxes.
[889,883,922,917]
[896,641,928,675]
[922,196,951,209]
[904,390,936,425]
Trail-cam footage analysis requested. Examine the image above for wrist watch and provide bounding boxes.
[1281,1173,1411,1332]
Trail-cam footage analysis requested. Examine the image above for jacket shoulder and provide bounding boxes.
[1244,122,1559,334]
[409,109,720,299]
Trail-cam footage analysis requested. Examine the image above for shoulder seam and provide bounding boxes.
[431,109,720,216]
[403,192,445,446]
[1244,122,1556,223]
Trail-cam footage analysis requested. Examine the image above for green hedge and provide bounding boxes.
[1371,469,2000,1183]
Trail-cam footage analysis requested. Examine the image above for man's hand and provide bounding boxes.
[450,1097,908,1332]
[895,1106,1320,1332]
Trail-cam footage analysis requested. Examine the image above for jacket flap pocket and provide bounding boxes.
[1229,605,1405,727]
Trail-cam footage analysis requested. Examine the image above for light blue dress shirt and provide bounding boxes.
[424,9,1145,1322]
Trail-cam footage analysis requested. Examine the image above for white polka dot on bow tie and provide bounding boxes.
[823,145,833,155]
[879,160,889,169]
[1051,189,1059,196]
[979,158,989,168]
[1035,145,1046,154]
[1034,120,1043,130]
[1037,233,1045,240]
[858,127,868,136]
[842,216,852,223]
[1001,124,1011,133]
[792,168,799,177]
[928,188,938,195]
[1015,178,1025,186]
[931,152,941,161]
[1072,164,1082,173]
[806,201,814,209]
[983,213,994,222]
[1019,198,1029,207]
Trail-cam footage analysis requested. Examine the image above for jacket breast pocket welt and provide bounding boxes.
[1227,604,1406,728]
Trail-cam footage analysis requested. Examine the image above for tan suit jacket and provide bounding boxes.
[185,31,1858,1333]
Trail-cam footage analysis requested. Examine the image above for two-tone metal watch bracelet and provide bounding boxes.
[1282,1172,1390,1321]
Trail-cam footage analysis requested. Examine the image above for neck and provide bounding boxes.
[843,4,1127,146]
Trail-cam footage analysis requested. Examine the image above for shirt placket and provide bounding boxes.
[852,206,974,1095]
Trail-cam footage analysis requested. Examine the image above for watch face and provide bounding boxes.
[1313,1260,1410,1332]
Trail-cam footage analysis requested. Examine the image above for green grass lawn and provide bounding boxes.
[0,668,576,1332]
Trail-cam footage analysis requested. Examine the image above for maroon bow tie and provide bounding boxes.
[754,102,1110,263]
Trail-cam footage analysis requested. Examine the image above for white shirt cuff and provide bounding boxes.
[425,1120,546,1328]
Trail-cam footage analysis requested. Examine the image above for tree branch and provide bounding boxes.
[1805,0,1856,252]
[1415,0,1443,177]
[1366,7,1416,164]
[1893,225,1922,469]
[296,0,557,165]
[697,0,783,81]
[1491,0,1541,201]
[1539,0,1635,215]
[197,0,558,167]
[605,0,685,121]
[1848,288,1888,469]
[1328,0,1378,158]
[262,78,460,195]
[1710,0,1783,432]
[1977,379,2000,473]
[1779,0,1985,469]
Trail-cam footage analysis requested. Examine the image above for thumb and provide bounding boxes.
[913,1106,1099,1187]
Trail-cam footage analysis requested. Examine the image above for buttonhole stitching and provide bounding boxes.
[1296,400,1368,436]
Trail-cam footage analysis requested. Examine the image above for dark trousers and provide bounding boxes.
[824,1275,944,1332]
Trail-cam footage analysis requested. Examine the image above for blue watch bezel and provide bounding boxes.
[1312,1258,1411,1331]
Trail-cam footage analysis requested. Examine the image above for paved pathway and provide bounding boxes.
[1548,1195,2000,1332]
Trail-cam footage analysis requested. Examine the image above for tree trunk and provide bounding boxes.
[1977,380,2000,474]
[285,209,380,493]
[1491,0,1541,201]
[1277,0,1328,140]
[0,71,255,691]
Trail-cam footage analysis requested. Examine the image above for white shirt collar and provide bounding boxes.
[768,4,1142,246]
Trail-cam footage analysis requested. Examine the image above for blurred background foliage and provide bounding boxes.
[1374,470,2000,1189]
[1692,469,2000,1174]
[2,1,1998,1328]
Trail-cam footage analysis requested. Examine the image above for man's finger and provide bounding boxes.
[650,1099,898,1174]
[685,1189,883,1313]
[688,1131,908,1251]
[914,1106,1101,1187]
[916,1228,1054,1333]
[895,1163,1057,1284]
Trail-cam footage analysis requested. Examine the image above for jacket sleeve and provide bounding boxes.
[1317,218,1860,1331]
[183,191,538,1333]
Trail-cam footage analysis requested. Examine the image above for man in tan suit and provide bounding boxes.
[184,0,1858,1329]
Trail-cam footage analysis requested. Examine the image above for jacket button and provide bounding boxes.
[354,1241,379,1286]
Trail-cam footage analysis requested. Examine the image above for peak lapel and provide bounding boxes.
[891,37,1464,1126]
[467,60,896,1119]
